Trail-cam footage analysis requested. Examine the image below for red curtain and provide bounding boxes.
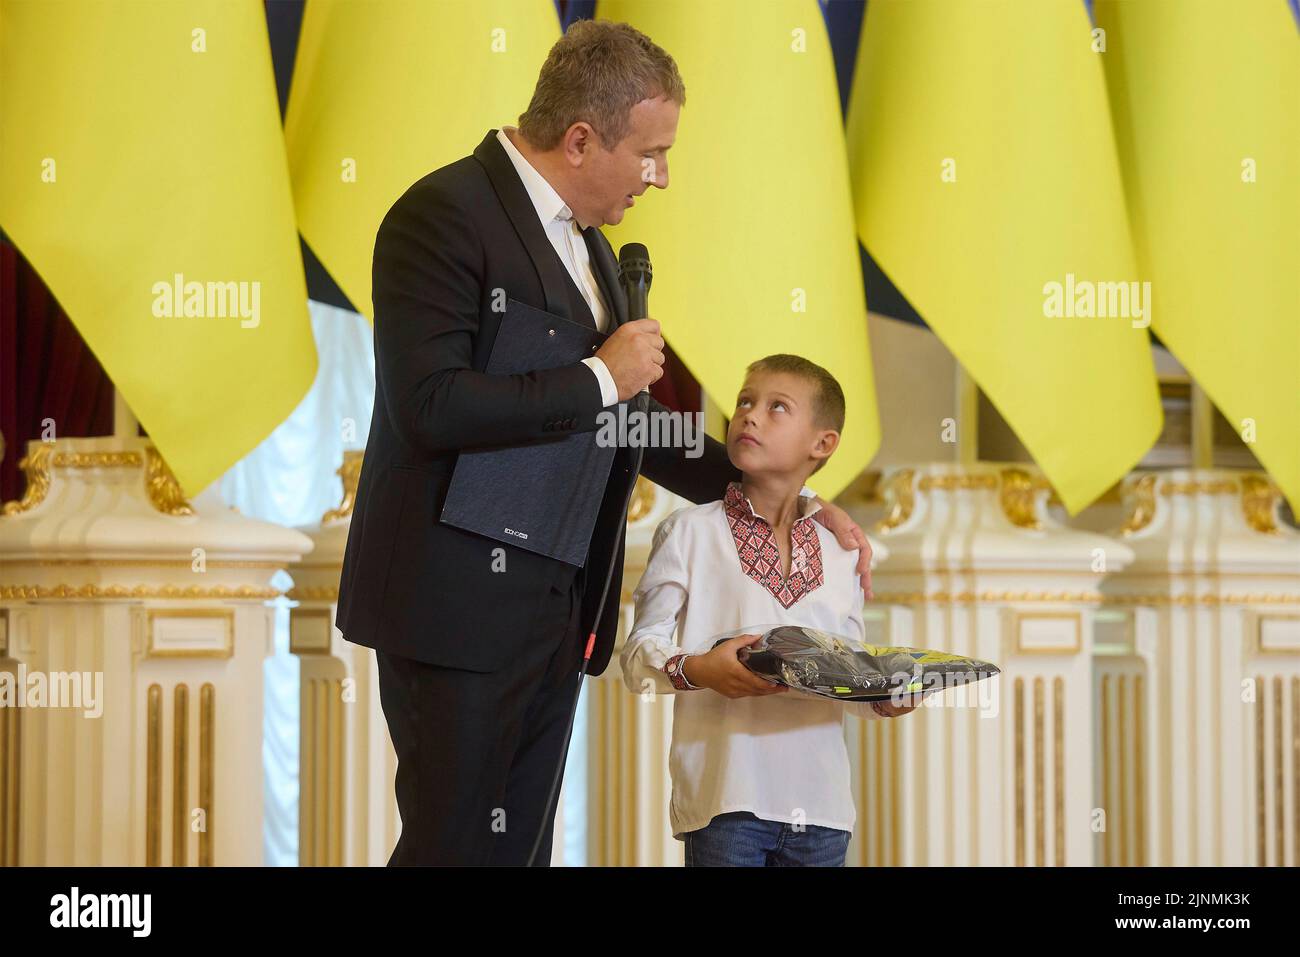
[0,239,115,503]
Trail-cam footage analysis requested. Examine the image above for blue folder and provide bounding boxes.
[438,297,621,567]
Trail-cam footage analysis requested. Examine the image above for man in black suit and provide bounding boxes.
[336,19,874,866]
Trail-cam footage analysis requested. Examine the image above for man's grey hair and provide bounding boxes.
[518,19,685,151]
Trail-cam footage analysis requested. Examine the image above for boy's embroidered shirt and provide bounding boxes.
[620,492,883,841]
[723,481,824,608]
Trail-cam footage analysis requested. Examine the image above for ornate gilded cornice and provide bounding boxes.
[144,447,194,516]
[1,444,194,517]
[873,590,1299,605]
[321,450,364,525]
[1159,478,1238,496]
[999,467,1044,530]
[873,468,916,534]
[626,476,656,524]
[1240,474,1281,536]
[287,585,340,602]
[0,583,280,600]
[1119,473,1159,536]
[1,443,54,516]
[917,473,998,492]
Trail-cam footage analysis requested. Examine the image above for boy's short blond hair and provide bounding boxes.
[744,355,845,474]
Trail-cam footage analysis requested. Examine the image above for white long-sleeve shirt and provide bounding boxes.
[620,482,886,840]
[494,126,619,407]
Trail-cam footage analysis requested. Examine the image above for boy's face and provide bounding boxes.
[725,370,839,480]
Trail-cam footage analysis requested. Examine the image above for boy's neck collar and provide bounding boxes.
[725,480,820,526]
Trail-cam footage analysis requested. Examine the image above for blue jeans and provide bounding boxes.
[683,811,851,867]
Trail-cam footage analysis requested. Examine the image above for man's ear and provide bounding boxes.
[811,429,840,466]
[562,121,595,166]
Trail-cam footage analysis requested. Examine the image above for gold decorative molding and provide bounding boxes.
[1015,677,1025,866]
[1000,468,1044,530]
[146,683,162,867]
[873,590,1300,606]
[1100,674,1112,866]
[0,558,281,569]
[1,443,53,516]
[52,450,144,468]
[301,677,348,866]
[1135,673,1146,867]
[1253,613,1300,655]
[1119,473,1159,536]
[1160,478,1238,496]
[873,468,916,534]
[146,608,235,659]
[1013,611,1083,655]
[1,444,199,518]
[144,447,194,516]
[1240,474,1281,535]
[0,685,19,866]
[1034,677,1044,866]
[626,476,656,525]
[199,683,214,867]
[918,473,998,492]
[289,608,335,654]
[322,451,364,525]
[1254,672,1265,865]
[1105,592,1300,606]
[173,684,189,866]
[287,585,340,602]
[1,584,280,601]
[1117,674,1128,866]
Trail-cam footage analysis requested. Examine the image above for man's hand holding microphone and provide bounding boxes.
[595,318,666,402]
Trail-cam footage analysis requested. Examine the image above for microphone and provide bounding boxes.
[618,242,652,322]
[526,243,655,867]
[618,243,654,398]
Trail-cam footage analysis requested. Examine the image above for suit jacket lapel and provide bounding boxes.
[472,129,571,321]
[582,225,629,329]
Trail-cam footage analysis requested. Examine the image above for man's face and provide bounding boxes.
[726,370,838,478]
[571,95,677,227]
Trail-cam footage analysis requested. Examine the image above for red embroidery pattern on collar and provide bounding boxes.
[723,482,824,609]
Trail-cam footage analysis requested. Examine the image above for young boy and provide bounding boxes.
[620,354,917,867]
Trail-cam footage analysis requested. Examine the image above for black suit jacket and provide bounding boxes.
[336,130,739,676]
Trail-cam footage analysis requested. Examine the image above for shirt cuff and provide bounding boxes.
[581,356,620,407]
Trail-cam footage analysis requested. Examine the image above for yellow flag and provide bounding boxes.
[846,0,1163,515]
[0,0,316,496]
[1095,0,1300,513]
[285,0,560,319]
[596,0,879,499]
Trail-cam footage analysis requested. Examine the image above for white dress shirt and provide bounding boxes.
[620,483,885,840]
[495,127,619,407]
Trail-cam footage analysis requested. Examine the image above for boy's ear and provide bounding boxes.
[811,429,840,465]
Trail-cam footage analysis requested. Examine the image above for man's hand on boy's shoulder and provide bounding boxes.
[810,497,874,600]
[683,634,790,699]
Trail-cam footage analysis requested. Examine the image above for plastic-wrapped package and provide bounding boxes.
[716,624,1000,703]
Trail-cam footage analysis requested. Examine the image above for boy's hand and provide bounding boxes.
[874,688,931,717]
[873,698,920,717]
[683,634,790,699]
[810,498,874,600]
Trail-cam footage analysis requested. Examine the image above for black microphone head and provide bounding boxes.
[618,242,652,285]
[618,243,652,322]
